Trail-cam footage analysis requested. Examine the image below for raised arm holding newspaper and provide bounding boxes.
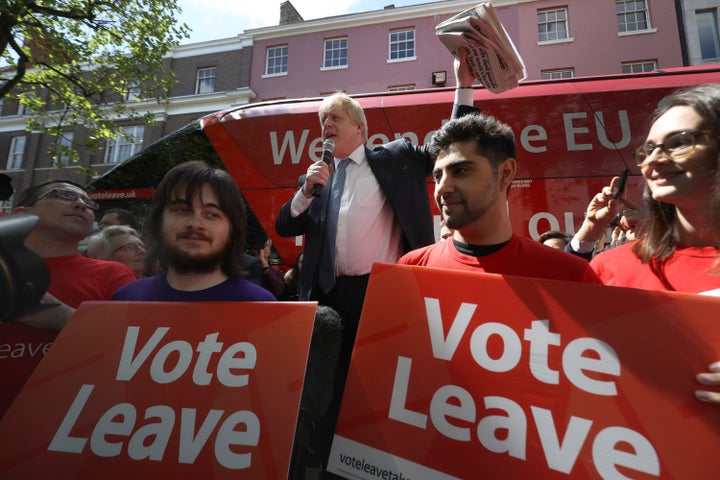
[436,2,526,93]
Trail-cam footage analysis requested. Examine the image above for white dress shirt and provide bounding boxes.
[291,144,402,276]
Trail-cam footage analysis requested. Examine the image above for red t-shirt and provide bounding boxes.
[590,241,720,293]
[0,255,135,419]
[45,254,137,308]
[398,235,599,284]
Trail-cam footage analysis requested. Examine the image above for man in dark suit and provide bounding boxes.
[275,51,478,477]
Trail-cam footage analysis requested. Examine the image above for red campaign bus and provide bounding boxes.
[88,65,720,267]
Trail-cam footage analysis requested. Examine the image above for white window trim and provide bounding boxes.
[261,72,289,79]
[616,0,653,34]
[388,28,416,62]
[125,81,142,101]
[621,60,658,73]
[541,69,574,79]
[618,28,657,37]
[195,67,216,95]
[388,84,416,91]
[323,37,348,70]
[103,126,144,164]
[537,7,570,43]
[538,37,575,46]
[265,45,289,76]
[0,198,13,214]
[320,65,349,72]
[696,9,720,62]
[386,56,417,64]
[56,132,74,166]
[6,136,26,170]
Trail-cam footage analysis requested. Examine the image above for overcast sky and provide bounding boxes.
[175,0,425,43]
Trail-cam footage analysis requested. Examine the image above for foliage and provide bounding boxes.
[0,0,190,167]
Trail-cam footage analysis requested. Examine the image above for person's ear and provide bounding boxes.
[498,157,517,191]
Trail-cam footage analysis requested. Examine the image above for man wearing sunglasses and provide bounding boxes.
[2,180,137,417]
[12,181,137,317]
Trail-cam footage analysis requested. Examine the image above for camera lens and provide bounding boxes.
[0,214,50,323]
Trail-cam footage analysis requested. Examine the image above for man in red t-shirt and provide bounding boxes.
[1,180,136,418]
[398,114,598,284]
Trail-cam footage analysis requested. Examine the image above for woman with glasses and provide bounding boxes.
[589,83,720,292]
[585,83,720,405]
[87,225,147,278]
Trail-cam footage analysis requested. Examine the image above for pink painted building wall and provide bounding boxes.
[513,0,683,77]
[247,0,685,102]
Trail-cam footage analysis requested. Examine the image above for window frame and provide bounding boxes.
[388,28,416,62]
[541,69,574,80]
[696,9,720,62]
[56,132,75,166]
[537,7,570,43]
[322,37,348,70]
[6,136,26,170]
[265,45,289,76]
[103,126,145,165]
[621,60,657,74]
[388,84,416,92]
[125,81,141,101]
[616,0,652,34]
[195,67,217,95]
[0,198,13,215]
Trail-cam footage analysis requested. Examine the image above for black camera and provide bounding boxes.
[0,214,50,322]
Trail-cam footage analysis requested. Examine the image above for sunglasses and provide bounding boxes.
[38,188,99,211]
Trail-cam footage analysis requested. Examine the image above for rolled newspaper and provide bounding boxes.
[436,2,526,93]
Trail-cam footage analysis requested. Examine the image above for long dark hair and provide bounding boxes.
[146,161,247,277]
[632,84,720,267]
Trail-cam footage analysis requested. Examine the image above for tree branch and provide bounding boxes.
[0,36,29,99]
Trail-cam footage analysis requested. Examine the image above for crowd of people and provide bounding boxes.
[1,47,718,479]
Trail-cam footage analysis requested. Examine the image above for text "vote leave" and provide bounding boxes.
[389,298,660,478]
[48,326,261,470]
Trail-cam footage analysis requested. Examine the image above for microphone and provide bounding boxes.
[311,138,335,197]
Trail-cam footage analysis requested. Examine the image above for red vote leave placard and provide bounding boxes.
[0,301,317,479]
[328,263,720,480]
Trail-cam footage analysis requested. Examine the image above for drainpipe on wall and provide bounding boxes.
[674,0,690,66]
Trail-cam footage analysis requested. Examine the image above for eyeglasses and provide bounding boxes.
[38,188,99,211]
[112,243,145,255]
[633,130,714,166]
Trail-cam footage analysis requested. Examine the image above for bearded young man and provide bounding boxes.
[398,113,598,284]
[112,161,275,301]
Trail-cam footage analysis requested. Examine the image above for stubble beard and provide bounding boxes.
[164,240,228,275]
[442,189,498,231]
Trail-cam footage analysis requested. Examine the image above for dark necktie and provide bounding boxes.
[318,158,350,294]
